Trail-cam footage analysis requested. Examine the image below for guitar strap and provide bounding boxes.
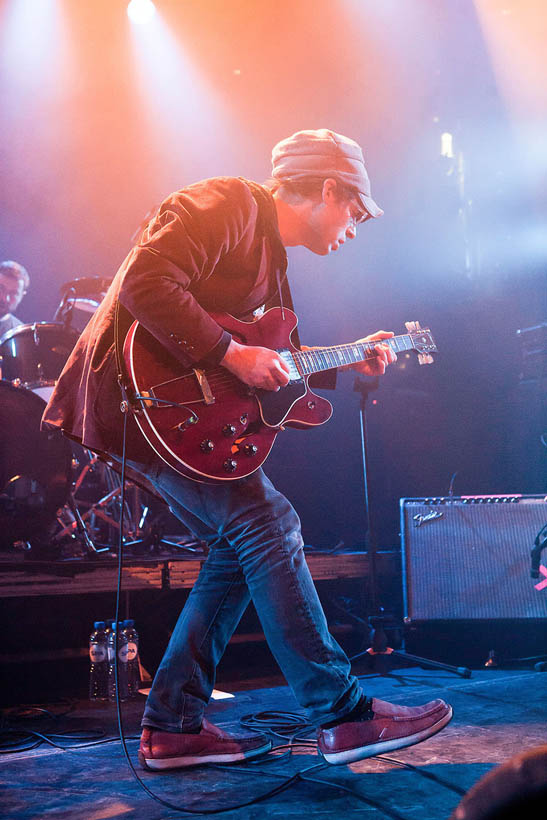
[271,239,302,348]
[241,177,302,348]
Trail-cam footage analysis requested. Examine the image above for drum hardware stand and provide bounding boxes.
[56,459,147,551]
[53,286,76,325]
[101,466,203,554]
[352,375,471,678]
[56,448,199,555]
[63,493,109,555]
[52,449,113,555]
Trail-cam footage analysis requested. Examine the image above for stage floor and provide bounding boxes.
[2,667,546,819]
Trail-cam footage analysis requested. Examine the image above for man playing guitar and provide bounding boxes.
[43,129,451,769]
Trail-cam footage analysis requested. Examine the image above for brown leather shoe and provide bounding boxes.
[138,720,272,771]
[318,698,453,765]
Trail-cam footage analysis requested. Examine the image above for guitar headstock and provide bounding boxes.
[405,321,437,365]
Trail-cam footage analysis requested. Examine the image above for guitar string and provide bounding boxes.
[209,337,414,383]
[202,337,413,387]
[156,342,410,399]
[148,336,422,403]
[150,350,386,404]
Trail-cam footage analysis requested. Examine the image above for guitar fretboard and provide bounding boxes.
[291,335,415,376]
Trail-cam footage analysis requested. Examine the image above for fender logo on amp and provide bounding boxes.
[413,511,444,528]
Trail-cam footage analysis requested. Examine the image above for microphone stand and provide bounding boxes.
[352,375,471,679]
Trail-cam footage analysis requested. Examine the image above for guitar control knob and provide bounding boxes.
[200,439,214,453]
[222,424,237,437]
[223,458,237,472]
[243,443,258,456]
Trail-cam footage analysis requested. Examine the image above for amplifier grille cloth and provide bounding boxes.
[401,499,547,620]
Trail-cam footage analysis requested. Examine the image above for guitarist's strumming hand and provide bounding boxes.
[221,338,291,391]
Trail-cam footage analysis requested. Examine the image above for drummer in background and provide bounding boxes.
[0,260,29,339]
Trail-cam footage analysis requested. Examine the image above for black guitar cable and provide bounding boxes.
[111,406,341,814]
[112,399,426,817]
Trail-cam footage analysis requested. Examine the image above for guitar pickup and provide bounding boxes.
[194,368,215,405]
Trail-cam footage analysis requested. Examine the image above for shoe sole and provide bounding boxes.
[321,706,453,765]
[138,740,272,771]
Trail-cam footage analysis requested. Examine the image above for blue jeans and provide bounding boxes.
[129,458,361,732]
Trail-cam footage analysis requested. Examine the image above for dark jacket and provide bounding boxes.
[42,177,332,459]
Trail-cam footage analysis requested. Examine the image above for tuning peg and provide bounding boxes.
[418,353,434,365]
[405,320,423,333]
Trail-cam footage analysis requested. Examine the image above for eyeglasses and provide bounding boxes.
[348,196,371,226]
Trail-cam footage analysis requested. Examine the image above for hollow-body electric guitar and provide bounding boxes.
[123,307,437,482]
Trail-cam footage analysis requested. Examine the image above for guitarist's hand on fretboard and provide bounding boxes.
[220,338,291,392]
[334,330,397,376]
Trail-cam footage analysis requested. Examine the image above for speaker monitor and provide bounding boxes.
[401,496,547,621]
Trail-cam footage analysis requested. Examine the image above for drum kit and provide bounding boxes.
[0,277,189,559]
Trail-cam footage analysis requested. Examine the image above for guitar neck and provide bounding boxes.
[293,335,413,376]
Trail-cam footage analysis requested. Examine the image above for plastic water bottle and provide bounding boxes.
[89,621,108,701]
[122,619,140,698]
[105,618,114,674]
[104,618,114,656]
[108,621,130,702]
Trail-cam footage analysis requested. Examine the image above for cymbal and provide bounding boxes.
[63,297,100,314]
[59,276,111,298]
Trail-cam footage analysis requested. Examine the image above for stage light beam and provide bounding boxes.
[441,132,454,159]
[127,0,156,26]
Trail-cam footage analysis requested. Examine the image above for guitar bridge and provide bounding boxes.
[194,368,215,405]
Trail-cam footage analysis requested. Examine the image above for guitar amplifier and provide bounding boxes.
[400,495,547,621]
